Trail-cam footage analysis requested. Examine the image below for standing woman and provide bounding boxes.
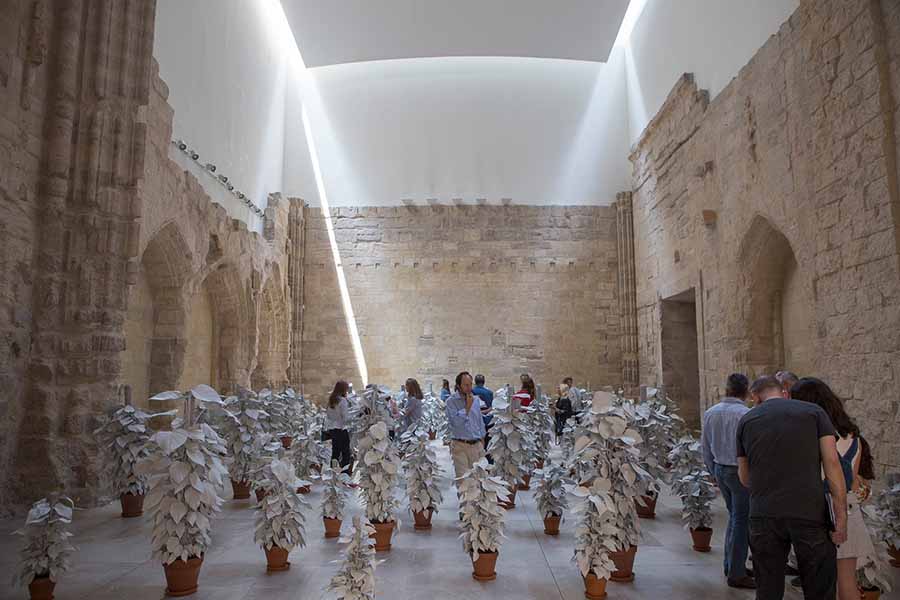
[440,379,451,403]
[403,378,425,432]
[325,380,353,476]
[792,377,876,600]
[514,373,536,408]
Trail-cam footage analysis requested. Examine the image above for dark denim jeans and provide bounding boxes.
[749,517,836,600]
[715,464,750,580]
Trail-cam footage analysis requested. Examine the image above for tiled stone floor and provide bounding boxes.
[2,441,897,599]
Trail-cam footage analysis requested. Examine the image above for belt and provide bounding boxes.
[452,438,482,445]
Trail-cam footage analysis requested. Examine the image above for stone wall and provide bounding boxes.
[301,205,623,399]
[630,0,900,473]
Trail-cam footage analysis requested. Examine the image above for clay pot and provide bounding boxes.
[163,556,203,597]
[690,527,713,552]
[609,545,637,582]
[889,546,900,568]
[28,576,54,600]
[543,513,561,535]
[860,588,882,600]
[231,479,251,500]
[413,508,434,530]
[265,545,290,572]
[583,573,608,600]
[323,517,342,538]
[280,436,293,449]
[370,520,395,551]
[472,550,498,581]
[296,485,311,494]
[120,492,144,518]
[428,430,437,440]
[255,488,268,503]
[536,459,545,470]
[517,474,532,491]
[634,494,657,519]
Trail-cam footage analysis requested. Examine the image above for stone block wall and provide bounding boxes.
[301,205,623,399]
[630,0,900,473]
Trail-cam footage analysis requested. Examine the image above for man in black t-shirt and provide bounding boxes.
[736,376,847,600]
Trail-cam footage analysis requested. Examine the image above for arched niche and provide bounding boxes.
[199,262,253,392]
[251,266,290,390]
[177,279,216,391]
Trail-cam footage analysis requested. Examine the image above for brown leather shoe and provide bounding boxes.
[727,576,757,589]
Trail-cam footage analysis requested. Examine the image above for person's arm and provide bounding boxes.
[737,457,750,487]
[445,396,468,435]
[339,398,349,428]
[700,413,716,479]
[821,435,848,545]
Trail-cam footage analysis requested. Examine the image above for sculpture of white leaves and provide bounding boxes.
[570,479,617,580]
[401,430,443,515]
[12,495,76,588]
[668,436,715,530]
[487,398,533,489]
[525,394,554,469]
[94,404,164,497]
[857,552,893,593]
[868,473,900,552]
[534,461,570,519]
[327,516,376,600]
[219,388,271,485]
[615,392,683,496]
[254,457,310,552]
[321,460,353,521]
[458,459,509,560]
[138,387,229,565]
[357,419,402,524]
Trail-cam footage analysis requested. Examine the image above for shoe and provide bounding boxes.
[790,576,801,588]
[744,568,754,578]
[727,576,757,589]
[785,565,800,576]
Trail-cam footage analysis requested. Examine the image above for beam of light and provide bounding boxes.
[614,0,650,48]
[260,0,369,386]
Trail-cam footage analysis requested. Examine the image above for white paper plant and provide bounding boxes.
[668,436,715,530]
[526,394,554,468]
[94,403,164,499]
[292,431,325,482]
[139,386,230,565]
[458,458,509,559]
[487,398,534,491]
[321,460,353,521]
[254,457,310,553]
[869,473,900,554]
[534,461,570,519]
[12,495,76,589]
[358,420,402,524]
[219,388,271,486]
[327,516,377,600]
[570,479,618,581]
[857,553,894,594]
[615,394,681,496]
[401,430,443,518]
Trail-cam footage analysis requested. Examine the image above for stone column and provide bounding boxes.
[14,0,157,505]
[615,191,639,394]
[287,198,306,385]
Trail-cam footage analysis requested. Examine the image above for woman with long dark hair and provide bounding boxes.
[325,380,353,475]
[791,377,875,600]
[403,378,425,432]
[514,373,536,408]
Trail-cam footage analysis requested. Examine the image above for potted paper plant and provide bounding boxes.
[321,460,353,538]
[94,401,167,518]
[357,419,402,551]
[291,431,323,494]
[458,458,510,581]
[139,385,229,596]
[219,388,270,500]
[669,436,716,551]
[534,461,569,535]
[401,430,443,530]
[858,553,894,599]
[571,479,619,600]
[327,516,377,600]
[254,456,310,571]
[12,494,76,600]
[526,392,554,473]
[487,397,533,508]
[869,473,900,567]
[421,390,443,440]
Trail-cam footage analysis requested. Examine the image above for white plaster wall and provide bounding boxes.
[624,0,798,143]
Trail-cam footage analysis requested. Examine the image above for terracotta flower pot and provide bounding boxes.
[370,520,395,551]
[543,513,561,535]
[690,527,713,552]
[635,494,656,519]
[583,572,608,600]
[860,588,881,600]
[28,576,54,600]
[231,479,251,500]
[609,545,637,582]
[428,430,437,440]
[536,459,545,470]
[323,517,342,538]
[889,546,900,568]
[413,508,434,530]
[255,488,268,503]
[265,545,290,571]
[472,550,498,581]
[120,492,144,518]
[163,555,203,597]
[280,436,293,449]
[296,485,311,494]
[517,474,532,491]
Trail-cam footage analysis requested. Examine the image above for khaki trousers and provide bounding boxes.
[450,439,485,482]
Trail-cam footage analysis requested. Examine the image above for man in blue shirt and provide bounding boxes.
[445,371,486,484]
[701,373,754,589]
[472,374,494,453]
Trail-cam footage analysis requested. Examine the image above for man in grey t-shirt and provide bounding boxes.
[737,376,847,600]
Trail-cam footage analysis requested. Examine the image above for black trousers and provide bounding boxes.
[749,517,836,600]
[328,428,353,474]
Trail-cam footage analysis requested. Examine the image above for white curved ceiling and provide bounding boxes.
[280,0,631,68]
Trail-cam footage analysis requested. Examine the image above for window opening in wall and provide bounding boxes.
[660,288,701,430]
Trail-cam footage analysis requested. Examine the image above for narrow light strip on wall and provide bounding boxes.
[301,105,369,387]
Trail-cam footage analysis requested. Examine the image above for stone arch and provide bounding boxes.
[251,264,290,390]
[122,222,194,405]
[202,262,254,392]
[736,215,814,377]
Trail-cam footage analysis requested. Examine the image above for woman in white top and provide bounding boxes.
[325,380,353,475]
[793,377,876,600]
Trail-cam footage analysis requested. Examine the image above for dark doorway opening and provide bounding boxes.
[661,288,701,430]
